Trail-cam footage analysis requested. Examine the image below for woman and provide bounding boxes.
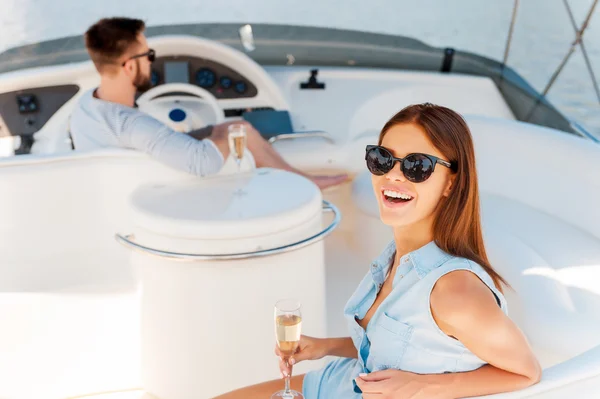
[215,104,541,399]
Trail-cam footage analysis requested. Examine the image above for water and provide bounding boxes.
[1,0,599,135]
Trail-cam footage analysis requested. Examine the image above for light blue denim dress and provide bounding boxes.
[302,240,508,398]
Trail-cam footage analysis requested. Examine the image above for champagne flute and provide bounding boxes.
[227,123,248,196]
[227,123,247,173]
[272,299,303,399]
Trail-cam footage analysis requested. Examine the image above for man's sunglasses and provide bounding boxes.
[365,145,456,183]
[122,49,156,66]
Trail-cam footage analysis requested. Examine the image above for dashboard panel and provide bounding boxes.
[150,56,258,99]
[0,85,79,138]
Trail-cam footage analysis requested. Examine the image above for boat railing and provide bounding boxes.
[267,131,336,145]
[115,200,341,261]
[502,0,600,132]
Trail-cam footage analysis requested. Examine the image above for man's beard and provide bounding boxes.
[133,59,152,93]
[134,70,152,93]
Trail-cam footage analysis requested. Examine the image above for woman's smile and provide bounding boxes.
[380,186,416,208]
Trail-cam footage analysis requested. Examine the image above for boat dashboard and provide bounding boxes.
[149,55,257,99]
[0,84,80,141]
[0,53,260,140]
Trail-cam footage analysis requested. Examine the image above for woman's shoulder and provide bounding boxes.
[430,254,496,286]
[430,256,508,314]
[430,268,506,325]
[431,267,494,302]
[427,270,508,349]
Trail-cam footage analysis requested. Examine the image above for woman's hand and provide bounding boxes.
[275,335,328,378]
[356,369,449,399]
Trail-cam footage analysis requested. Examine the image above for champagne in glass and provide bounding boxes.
[276,314,302,357]
[227,123,247,172]
[227,123,248,196]
[272,299,303,399]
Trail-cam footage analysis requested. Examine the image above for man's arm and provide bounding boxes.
[188,125,231,160]
[118,111,226,177]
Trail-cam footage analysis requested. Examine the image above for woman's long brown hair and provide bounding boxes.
[378,103,507,290]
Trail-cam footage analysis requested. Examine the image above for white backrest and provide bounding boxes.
[467,115,600,241]
[467,116,600,362]
[0,150,194,292]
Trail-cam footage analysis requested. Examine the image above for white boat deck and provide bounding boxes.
[0,34,600,398]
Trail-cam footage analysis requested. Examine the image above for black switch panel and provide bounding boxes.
[16,94,39,114]
[0,84,79,137]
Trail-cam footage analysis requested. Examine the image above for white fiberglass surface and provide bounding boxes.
[0,115,599,397]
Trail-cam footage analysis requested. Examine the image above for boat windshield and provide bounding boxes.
[0,0,598,135]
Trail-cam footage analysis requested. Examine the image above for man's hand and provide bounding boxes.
[355,369,450,399]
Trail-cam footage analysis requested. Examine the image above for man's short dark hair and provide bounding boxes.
[84,17,146,73]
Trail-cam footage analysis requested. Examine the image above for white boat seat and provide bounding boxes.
[471,343,600,398]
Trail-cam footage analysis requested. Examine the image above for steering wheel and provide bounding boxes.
[136,83,224,133]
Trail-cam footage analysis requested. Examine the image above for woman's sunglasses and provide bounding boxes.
[365,145,456,183]
[122,49,156,66]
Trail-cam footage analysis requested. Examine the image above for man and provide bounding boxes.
[70,17,346,189]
